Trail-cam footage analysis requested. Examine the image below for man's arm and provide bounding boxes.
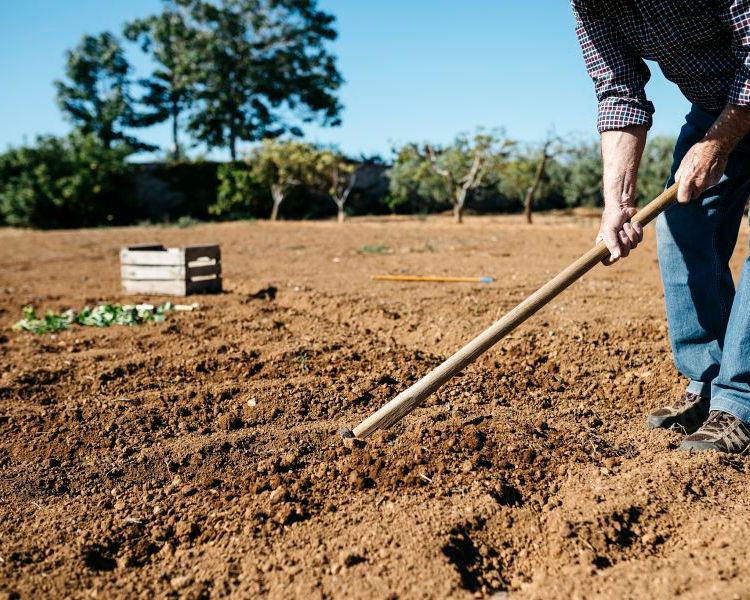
[572,2,652,263]
[675,105,750,203]
[677,1,750,202]
[598,126,647,263]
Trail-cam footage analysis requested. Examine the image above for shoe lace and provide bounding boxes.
[673,392,700,410]
[701,411,736,435]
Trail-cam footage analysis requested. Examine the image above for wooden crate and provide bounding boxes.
[120,244,222,296]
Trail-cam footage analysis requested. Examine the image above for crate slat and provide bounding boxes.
[122,279,188,295]
[186,277,222,294]
[185,245,221,263]
[121,265,186,280]
[187,263,221,278]
[120,247,186,266]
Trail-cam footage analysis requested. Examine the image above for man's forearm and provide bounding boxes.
[674,104,750,203]
[703,104,750,154]
[600,125,648,207]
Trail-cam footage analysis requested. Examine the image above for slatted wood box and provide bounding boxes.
[120,244,222,296]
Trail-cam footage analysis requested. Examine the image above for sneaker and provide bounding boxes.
[645,391,709,433]
[679,410,750,454]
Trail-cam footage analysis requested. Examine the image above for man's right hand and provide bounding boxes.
[596,204,643,265]
[598,125,649,266]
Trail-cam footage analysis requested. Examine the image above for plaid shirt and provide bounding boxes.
[572,0,750,132]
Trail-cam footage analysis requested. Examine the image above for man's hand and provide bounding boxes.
[597,204,643,264]
[599,125,648,265]
[675,104,750,203]
[674,140,728,203]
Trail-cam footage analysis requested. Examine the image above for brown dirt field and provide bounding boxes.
[1,213,750,599]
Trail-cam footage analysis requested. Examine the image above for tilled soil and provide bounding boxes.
[1,213,749,599]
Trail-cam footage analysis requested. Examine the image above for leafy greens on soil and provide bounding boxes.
[13,302,174,334]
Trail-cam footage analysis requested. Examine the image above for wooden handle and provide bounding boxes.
[351,183,678,438]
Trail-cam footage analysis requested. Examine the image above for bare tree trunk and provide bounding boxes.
[524,143,551,225]
[270,185,284,221]
[454,188,467,224]
[332,170,357,225]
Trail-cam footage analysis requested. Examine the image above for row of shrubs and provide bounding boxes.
[0,133,675,229]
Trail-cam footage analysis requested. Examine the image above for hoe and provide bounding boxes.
[340,183,678,441]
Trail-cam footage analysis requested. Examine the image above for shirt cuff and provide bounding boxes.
[727,69,750,106]
[597,97,654,133]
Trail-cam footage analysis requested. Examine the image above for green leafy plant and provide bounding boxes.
[359,244,390,254]
[13,302,174,334]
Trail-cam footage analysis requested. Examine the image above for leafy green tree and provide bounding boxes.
[212,162,268,218]
[0,133,134,228]
[389,131,512,223]
[314,150,357,223]
[638,135,676,203]
[500,135,566,223]
[55,32,153,150]
[124,3,197,160]
[245,139,322,220]
[175,0,342,160]
[560,140,603,208]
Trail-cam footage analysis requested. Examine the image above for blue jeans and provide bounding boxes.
[657,104,750,423]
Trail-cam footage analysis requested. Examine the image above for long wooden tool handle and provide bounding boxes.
[351,183,678,439]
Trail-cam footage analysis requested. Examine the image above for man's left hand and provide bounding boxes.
[674,140,728,204]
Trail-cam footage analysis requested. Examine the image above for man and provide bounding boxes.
[572,0,750,453]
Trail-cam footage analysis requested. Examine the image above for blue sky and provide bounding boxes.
[0,1,690,160]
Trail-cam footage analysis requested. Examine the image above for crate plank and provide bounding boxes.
[186,263,221,278]
[120,247,186,266]
[122,279,187,295]
[185,245,221,263]
[121,265,186,280]
[186,277,222,294]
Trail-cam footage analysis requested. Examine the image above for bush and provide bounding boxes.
[131,161,220,222]
[0,133,134,228]
[211,162,271,219]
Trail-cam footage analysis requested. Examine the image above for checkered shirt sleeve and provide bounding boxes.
[572,3,655,132]
[725,0,750,106]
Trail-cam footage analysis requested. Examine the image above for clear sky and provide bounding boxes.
[0,0,690,160]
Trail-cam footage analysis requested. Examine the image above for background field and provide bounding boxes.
[2,214,749,598]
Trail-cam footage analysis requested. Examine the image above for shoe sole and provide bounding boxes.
[677,440,722,452]
[645,415,700,434]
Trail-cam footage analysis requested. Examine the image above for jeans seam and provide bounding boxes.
[712,198,730,329]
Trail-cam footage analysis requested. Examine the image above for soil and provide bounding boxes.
[1,212,749,599]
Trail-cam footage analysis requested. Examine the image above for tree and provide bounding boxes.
[316,150,357,223]
[176,0,342,159]
[0,133,134,228]
[521,135,565,224]
[389,131,511,223]
[249,139,322,220]
[55,32,153,150]
[560,140,603,208]
[497,134,565,224]
[124,2,197,160]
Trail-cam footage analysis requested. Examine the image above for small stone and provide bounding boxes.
[170,575,193,590]
[113,500,126,511]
